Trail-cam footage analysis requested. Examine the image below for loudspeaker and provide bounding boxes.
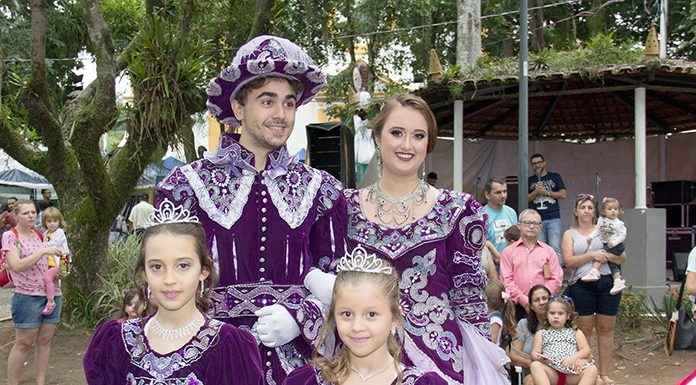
[504,176,520,214]
[306,122,355,188]
[666,228,695,277]
[654,204,685,228]
[652,181,696,204]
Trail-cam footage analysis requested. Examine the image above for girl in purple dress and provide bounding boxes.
[283,246,445,385]
[331,93,509,384]
[84,200,263,385]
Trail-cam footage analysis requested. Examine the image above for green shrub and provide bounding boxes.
[616,287,647,333]
[67,234,142,328]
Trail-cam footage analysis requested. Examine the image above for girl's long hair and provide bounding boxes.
[485,279,517,348]
[312,260,404,384]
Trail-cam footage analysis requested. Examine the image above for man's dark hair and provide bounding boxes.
[484,177,506,193]
[41,188,51,195]
[233,77,304,106]
[139,193,149,201]
[530,153,544,162]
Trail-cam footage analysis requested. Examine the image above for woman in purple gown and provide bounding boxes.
[283,246,446,385]
[84,204,263,385]
[322,94,509,385]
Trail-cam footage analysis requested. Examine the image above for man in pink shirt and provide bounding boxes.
[500,209,564,321]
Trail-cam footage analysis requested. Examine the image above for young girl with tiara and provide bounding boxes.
[282,246,446,385]
[485,279,517,348]
[581,197,627,295]
[530,296,598,385]
[40,207,71,315]
[84,199,263,385]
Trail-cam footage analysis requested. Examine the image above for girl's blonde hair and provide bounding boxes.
[41,207,66,230]
[485,279,517,347]
[600,197,623,217]
[312,259,404,384]
[544,296,578,330]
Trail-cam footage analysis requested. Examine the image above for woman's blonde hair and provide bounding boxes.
[370,93,438,154]
[312,259,404,384]
[41,207,66,230]
[572,194,598,228]
[12,199,36,215]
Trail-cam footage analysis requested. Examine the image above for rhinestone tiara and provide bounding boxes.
[145,198,200,228]
[336,245,393,275]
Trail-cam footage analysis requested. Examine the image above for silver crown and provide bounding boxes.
[336,245,393,275]
[145,198,200,228]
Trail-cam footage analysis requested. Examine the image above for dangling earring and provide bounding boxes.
[391,326,397,336]
[376,148,382,179]
[146,285,151,299]
[420,162,426,180]
[199,280,205,297]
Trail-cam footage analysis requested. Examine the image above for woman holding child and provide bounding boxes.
[316,93,509,385]
[563,194,626,385]
[1,200,62,385]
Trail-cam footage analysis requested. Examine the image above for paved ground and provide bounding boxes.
[0,289,10,321]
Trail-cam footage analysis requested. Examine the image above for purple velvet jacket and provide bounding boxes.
[282,365,447,385]
[84,317,263,385]
[155,133,345,385]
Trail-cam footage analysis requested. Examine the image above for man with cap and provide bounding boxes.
[156,35,345,384]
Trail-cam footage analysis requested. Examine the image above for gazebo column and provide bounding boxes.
[624,86,667,306]
[453,100,463,192]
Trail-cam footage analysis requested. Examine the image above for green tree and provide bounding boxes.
[0,0,214,323]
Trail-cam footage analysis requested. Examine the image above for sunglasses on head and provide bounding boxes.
[576,193,595,201]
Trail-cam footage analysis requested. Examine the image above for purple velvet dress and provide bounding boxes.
[325,189,509,385]
[156,133,345,385]
[83,317,263,385]
[282,364,447,385]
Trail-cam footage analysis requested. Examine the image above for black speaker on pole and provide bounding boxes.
[504,176,520,214]
[306,122,356,188]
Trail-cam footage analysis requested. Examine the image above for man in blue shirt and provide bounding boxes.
[527,153,566,265]
[483,177,518,264]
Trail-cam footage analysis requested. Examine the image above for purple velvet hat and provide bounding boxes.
[206,35,326,126]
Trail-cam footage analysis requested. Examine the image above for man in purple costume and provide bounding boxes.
[156,35,344,385]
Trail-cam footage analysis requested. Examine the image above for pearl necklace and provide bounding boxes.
[367,180,429,227]
[350,362,393,382]
[147,313,203,341]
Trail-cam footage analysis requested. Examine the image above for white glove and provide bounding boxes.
[304,268,337,306]
[254,304,301,348]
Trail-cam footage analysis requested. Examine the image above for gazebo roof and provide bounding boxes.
[416,60,696,140]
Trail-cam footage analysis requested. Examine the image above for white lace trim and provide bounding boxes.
[264,168,322,229]
[181,164,254,230]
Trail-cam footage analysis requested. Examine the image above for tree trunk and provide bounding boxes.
[456,0,481,70]
[587,0,607,37]
[530,0,545,52]
[249,0,275,39]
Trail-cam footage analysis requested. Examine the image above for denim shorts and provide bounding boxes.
[567,275,621,316]
[11,293,62,329]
